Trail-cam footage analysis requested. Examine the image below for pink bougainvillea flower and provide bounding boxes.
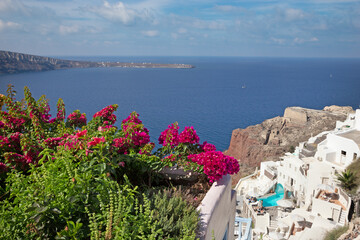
[158,122,179,147]
[0,162,8,173]
[93,104,118,125]
[44,137,63,149]
[162,154,177,162]
[179,126,200,144]
[75,129,87,138]
[122,112,142,126]
[87,137,105,147]
[112,137,128,154]
[118,161,125,167]
[201,141,217,152]
[67,110,87,128]
[188,151,239,183]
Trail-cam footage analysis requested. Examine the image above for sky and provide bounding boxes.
[0,0,359,57]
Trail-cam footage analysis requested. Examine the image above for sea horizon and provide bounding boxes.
[1,56,360,151]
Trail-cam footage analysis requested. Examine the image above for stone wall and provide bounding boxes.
[283,107,308,124]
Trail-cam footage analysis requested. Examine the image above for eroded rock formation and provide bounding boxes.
[225,106,354,180]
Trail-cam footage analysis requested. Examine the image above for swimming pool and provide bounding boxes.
[258,184,284,207]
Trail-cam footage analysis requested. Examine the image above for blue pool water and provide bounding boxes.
[258,184,284,207]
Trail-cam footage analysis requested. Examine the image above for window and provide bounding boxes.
[341,150,346,156]
[322,177,329,184]
[289,164,292,169]
[354,153,358,160]
[294,167,297,172]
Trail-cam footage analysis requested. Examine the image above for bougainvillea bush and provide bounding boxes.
[0,85,239,239]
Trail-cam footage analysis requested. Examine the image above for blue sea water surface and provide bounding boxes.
[1,57,360,151]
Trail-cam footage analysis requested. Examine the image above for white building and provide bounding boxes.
[235,109,359,239]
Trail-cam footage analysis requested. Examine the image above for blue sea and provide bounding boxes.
[1,57,360,151]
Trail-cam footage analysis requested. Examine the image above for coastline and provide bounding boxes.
[0,50,194,74]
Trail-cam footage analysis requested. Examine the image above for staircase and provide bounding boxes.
[338,210,347,225]
[269,219,278,229]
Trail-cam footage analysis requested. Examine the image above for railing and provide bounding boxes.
[234,217,252,240]
[234,169,258,193]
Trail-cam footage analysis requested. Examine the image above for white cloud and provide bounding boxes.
[0,0,26,13]
[178,27,187,34]
[0,19,21,31]
[96,1,136,25]
[131,0,171,10]
[192,19,226,30]
[271,37,286,44]
[90,1,157,25]
[142,30,158,37]
[284,8,306,21]
[293,37,304,44]
[214,5,245,12]
[171,32,178,39]
[59,25,79,35]
[293,37,319,44]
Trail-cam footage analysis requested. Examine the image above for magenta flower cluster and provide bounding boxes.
[93,104,118,125]
[158,123,180,147]
[0,112,26,132]
[188,151,239,183]
[201,141,217,152]
[1,86,240,184]
[88,137,105,147]
[67,110,87,128]
[158,123,201,147]
[112,112,151,154]
[179,126,200,144]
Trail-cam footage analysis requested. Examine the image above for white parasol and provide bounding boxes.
[277,199,294,208]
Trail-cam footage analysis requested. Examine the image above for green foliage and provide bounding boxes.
[346,157,360,193]
[151,189,199,239]
[323,225,348,240]
[336,169,357,191]
[0,148,115,239]
[289,145,295,153]
[0,86,206,239]
[87,184,162,240]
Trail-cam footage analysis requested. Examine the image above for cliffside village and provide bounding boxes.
[234,108,360,240]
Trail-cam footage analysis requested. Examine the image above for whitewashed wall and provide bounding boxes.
[197,174,236,240]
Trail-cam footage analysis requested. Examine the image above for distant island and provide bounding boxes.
[0,50,194,74]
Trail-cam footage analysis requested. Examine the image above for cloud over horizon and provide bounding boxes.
[0,0,359,57]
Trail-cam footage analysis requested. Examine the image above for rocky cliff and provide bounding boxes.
[0,50,194,74]
[225,106,354,180]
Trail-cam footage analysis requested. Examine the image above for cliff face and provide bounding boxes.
[225,106,354,178]
[0,50,101,74]
[0,50,193,74]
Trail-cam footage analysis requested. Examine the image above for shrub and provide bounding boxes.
[0,85,240,239]
[323,225,348,240]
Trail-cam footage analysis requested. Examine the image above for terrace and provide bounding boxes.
[316,190,346,210]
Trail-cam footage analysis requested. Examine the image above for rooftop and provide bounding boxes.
[338,130,360,148]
